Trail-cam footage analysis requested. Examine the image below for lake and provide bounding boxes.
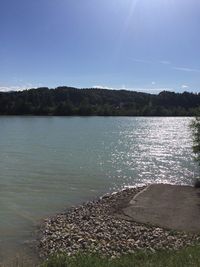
[0,116,198,262]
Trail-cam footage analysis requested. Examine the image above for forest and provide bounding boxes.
[0,86,200,116]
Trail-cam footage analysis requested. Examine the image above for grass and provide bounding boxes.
[1,246,200,267]
[41,246,200,267]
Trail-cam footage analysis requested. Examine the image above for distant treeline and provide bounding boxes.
[0,86,200,116]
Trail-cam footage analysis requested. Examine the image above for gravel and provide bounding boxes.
[38,186,200,258]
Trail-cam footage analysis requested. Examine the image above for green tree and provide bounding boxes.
[191,115,200,187]
[191,116,200,165]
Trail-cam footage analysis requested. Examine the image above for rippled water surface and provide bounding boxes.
[0,117,199,261]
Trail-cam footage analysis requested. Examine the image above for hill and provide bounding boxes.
[0,87,200,116]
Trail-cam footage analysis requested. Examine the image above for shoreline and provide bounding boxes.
[38,185,200,258]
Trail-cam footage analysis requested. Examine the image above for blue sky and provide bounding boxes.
[0,0,200,93]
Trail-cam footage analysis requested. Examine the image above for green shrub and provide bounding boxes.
[191,116,200,166]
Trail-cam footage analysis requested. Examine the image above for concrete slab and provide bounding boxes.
[121,184,200,232]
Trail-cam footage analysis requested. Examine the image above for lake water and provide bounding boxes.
[0,117,199,262]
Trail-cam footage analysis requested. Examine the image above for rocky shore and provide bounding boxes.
[38,186,200,258]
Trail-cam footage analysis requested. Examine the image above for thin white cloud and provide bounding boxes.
[0,86,26,92]
[92,85,116,90]
[159,60,171,65]
[181,84,189,89]
[131,58,153,64]
[93,85,173,94]
[131,58,171,66]
[0,83,43,92]
[134,88,173,93]
[131,58,200,75]
[173,67,200,73]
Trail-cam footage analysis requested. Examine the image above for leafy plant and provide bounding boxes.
[191,116,200,165]
[191,116,200,187]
